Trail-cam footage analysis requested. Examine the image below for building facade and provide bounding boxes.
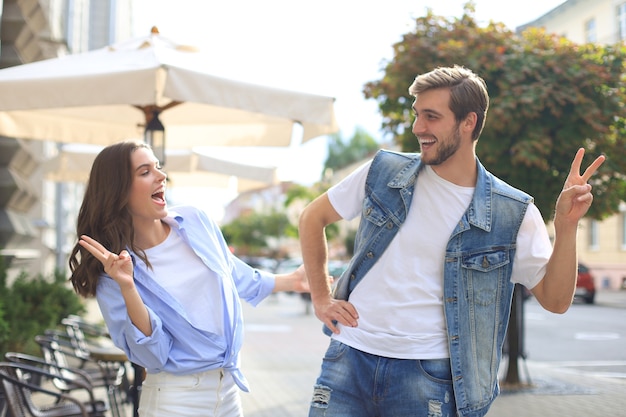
[519,0,626,44]
[520,0,626,289]
[0,0,132,280]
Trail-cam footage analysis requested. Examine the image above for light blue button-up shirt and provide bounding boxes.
[95,205,275,391]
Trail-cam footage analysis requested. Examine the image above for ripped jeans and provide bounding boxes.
[308,339,457,417]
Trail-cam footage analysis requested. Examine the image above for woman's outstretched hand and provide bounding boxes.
[291,264,311,293]
[272,264,316,293]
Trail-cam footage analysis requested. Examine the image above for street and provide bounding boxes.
[239,291,626,417]
[523,292,626,377]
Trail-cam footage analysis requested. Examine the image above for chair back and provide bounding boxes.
[0,386,6,416]
[0,362,90,417]
[62,316,109,340]
[35,334,126,389]
[36,335,74,368]
[4,352,88,395]
[0,362,106,417]
[61,318,91,356]
[0,367,29,417]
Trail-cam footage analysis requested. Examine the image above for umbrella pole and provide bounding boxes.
[54,143,67,270]
[134,102,182,166]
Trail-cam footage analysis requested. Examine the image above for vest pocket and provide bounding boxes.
[461,247,510,306]
[461,247,509,272]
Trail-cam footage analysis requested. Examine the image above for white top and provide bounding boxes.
[143,227,224,335]
[327,161,552,359]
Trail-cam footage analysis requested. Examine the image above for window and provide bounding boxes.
[589,219,599,250]
[621,211,626,250]
[618,3,626,41]
[585,18,597,43]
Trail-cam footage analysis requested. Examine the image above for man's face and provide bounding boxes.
[411,88,464,166]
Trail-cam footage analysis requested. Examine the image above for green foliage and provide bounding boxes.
[221,210,296,256]
[323,127,380,175]
[0,262,85,355]
[283,183,340,242]
[363,4,626,220]
[343,229,356,257]
[284,183,327,207]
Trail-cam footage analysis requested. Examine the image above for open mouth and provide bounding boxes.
[152,190,165,203]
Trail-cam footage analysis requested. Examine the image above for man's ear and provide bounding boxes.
[463,112,478,133]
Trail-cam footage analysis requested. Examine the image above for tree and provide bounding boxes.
[0,261,85,355]
[221,211,296,256]
[283,128,378,253]
[323,127,380,177]
[362,2,626,388]
[363,3,626,220]
[284,183,340,242]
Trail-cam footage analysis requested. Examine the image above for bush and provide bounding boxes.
[0,258,85,355]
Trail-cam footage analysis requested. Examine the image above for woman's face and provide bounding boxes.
[127,147,168,225]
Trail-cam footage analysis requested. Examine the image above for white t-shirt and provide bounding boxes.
[328,161,552,359]
[142,227,224,335]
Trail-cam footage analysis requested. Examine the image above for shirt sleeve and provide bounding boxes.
[230,255,275,306]
[511,203,552,289]
[327,160,372,220]
[96,276,172,369]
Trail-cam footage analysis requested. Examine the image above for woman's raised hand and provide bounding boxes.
[79,235,135,289]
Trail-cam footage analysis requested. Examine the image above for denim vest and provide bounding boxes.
[330,149,532,417]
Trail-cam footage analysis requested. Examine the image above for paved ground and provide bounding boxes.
[84,290,626,417]
[239,291,626,417]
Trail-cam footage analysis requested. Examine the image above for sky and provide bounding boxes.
[130,0,566,219]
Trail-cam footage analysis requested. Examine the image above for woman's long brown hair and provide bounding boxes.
[69,140,152,298]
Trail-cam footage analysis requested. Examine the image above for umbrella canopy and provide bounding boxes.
[0,27,338,148]
[43,145,278,192]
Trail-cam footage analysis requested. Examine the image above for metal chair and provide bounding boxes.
[0,361,108,417]
[62,316,109,340]
[4,352,98,400]
[59,317,112,359]
[35,335,127,417]
[57,317,142,417]
[55,317,133,402]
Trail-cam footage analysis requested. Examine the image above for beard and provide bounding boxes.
[420,125,462,166]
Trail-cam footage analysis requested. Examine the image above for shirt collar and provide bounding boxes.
[161,209,184,231]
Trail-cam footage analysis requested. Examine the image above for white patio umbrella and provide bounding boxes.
[43,144,278,192]
[0,27,338,155]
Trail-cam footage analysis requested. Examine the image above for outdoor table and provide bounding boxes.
[89,345,142,417]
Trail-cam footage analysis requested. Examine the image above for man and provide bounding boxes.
[298,65,605,417]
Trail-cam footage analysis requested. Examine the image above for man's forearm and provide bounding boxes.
[538,220,579,313]
[300,227,333,303]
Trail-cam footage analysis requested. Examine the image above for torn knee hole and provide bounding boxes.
[428,399,443,417]
[311,384,332,407]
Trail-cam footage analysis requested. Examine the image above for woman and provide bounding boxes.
[68,140,309,417]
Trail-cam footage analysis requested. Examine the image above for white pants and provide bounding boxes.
[138,369,243,417]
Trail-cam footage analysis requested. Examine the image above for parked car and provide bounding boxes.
[239,256,277,272]
[273,258,302,275]
[273,258,348,279]
[575,262,596,304]
[328,260,349,281]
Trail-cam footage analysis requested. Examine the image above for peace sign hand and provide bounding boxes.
[79,235,135,290]
[555,148,605,225]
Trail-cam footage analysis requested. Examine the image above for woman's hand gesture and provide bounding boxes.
[79,235,135,290]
